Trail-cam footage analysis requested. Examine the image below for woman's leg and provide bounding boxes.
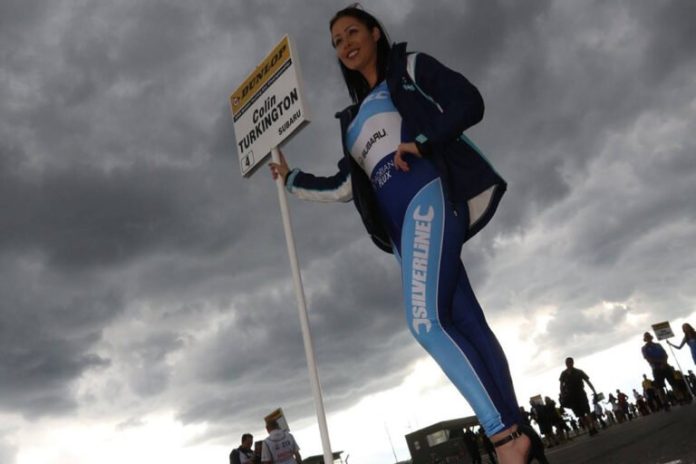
[399,178,521,435]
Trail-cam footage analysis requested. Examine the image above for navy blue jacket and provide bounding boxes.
[286,42,506,253]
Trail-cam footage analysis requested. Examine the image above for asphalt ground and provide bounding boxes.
[543,404,696,464]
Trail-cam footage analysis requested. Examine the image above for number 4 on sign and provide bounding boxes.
[240,152,255,175]
[242,152,253,168]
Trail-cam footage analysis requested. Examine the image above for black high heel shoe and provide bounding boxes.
[518,423,550,464]
[492,423,550,464]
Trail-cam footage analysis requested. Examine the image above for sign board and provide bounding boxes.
[230,35,310,177]
[652,321,675,340]
[264,407,290,431]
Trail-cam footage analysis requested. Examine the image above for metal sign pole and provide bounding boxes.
[271,146,334,464]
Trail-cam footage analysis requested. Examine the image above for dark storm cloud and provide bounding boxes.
[0,257,113,417]
[639,0,696,82]
[1,0,694,456]
[0,145,247,270]
[0,0,289,420]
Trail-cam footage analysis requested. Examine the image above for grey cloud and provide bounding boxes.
[0,260,114,417]
[170,241,421,435]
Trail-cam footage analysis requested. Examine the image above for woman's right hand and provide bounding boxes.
[268,149,290,182]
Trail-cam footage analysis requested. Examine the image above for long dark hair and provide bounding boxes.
[329,5,391,104]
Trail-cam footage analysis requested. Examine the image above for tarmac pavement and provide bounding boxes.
[543,404,696,464]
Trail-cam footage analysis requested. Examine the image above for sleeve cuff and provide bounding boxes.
[414,133,432,157]
[285,168,300,192]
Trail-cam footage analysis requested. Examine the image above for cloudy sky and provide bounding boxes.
[1,0,695,463]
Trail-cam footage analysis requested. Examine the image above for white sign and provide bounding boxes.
[230,35,310,177]
[264,407,290,431]
[652,321,675,340]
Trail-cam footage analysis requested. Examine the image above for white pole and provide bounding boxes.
[384,422,399,464]
[272,146,334,464]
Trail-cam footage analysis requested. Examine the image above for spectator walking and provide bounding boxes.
[261,420,302,464]
[642,374,662,411]
[530,399,558,447]
[559,357,600,436]
[544,396,569,443]
[231,433,257,464]
[632,390,651,416]
[592,396,608,429]
[616,389,632,421]
[608,392,625,423]
[642,332,678,411]
[673,370,692,403]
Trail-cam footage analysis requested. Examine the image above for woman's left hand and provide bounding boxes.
[394,142,422,172]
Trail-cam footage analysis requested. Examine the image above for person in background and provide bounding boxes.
[592,395,608,429]
[641,373,661,411]
[230,433,257,464]
[641,332,678,411]
[615,389,632,422]
[559,357,599,436]
[529,399,557,448]
[261,420,301,464]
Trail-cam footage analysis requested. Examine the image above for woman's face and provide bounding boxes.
[330,15,381,75]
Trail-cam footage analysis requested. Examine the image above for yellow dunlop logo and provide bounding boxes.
[230,36,291,115]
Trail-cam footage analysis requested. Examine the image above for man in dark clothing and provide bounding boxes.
[642,332,678,411]
[530,399,557,447]
[642,373,662,411]
[230,433,256,464]
[559,357,599,436]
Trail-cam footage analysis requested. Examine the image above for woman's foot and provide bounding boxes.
[490,426,531,464]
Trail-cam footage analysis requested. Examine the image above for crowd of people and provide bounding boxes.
[518,326,696,450]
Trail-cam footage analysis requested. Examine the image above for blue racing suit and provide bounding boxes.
[284,43,520,435]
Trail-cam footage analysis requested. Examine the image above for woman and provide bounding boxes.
[269,6,546,463]
[668,323,696,365]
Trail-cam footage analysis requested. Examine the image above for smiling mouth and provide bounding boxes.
[347,49,359,59]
